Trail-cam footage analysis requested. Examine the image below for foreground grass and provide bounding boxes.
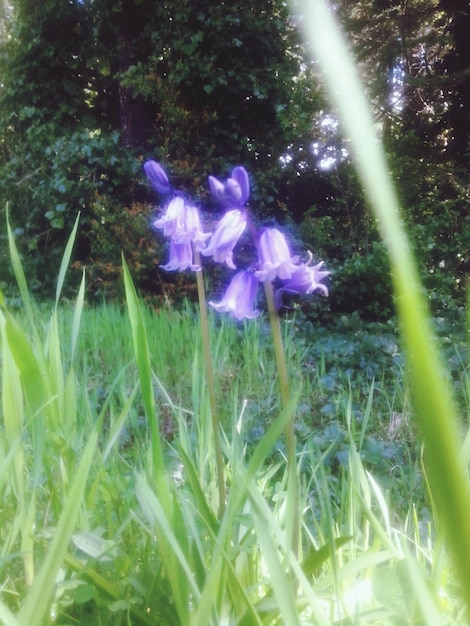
[1,286,467,624]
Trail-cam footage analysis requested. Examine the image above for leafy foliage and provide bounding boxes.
[0,0,323,299]
[1,259,466,622]
[0,0,469,319]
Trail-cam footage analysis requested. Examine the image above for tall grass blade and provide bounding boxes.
[6,207,36,330]
[191,391,300,626]
[297,0,470,611]
[54,213,80,309]
[44,313,63,429]
[102,383,139,462]
[250,505,301,626]
[0,601,21,626]
[18,426,99,626]
[248,484,331,626]
[122,257,167,492]
[135,472,195,624]
[4,313,47,484]
[178,447,218,534]
[0,312,25,501]
[70,269,86,361]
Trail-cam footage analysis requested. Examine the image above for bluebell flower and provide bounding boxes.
[146,161,331,306]
[200,209,247,269]
[209,271,260,320]
[144,160,171,195]
[255,227,300,282]
[208,166,250,208]
[153,196,185,238]
[162,240,199,272]
[274,254,330,307]
[283,256,330,295]
[153,197,209,248]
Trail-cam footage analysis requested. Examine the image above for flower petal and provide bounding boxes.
[231,166,250,205]
[200,209,247,268]
[255,228,300,282]
[209,271,260,320]
[154,198,210,246]
[161,240,199,272]
[275,257,330,307]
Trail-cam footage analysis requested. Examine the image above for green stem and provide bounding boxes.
[193,248,225,517]
[263,280,299,558]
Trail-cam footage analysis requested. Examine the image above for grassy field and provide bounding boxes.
[0,270,468,624]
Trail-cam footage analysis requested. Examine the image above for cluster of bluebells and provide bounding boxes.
[144,160,329,320]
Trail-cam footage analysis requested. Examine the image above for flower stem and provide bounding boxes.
[193,248,225,517]
[263,280,299,558]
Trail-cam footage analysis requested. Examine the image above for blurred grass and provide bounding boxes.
[298,0,470,616]
[1,282,465,623]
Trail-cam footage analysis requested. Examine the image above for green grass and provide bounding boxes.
[0,270,466,624]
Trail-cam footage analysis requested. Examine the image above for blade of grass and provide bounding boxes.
[0,312,25,502]
[178,446,219,535]
[297,0,470,611]
[122,256,173,515]
[18,425,99,626]
[102,383,139,462]
[0,600,21,626]
[301,536,353,577]
[44,312,63,430]
[6,206,36,333]
[70,268,86,362]
[54,212,80,309]
[191,390,300,626]
[4,313,47,485]
[250,505,301,626]
[248,483,332,626]
[134,472,197,624]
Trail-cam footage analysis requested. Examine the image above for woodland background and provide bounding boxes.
[0,0,468,321]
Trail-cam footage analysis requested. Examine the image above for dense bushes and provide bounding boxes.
[1,1,469,321]
[0,128,144,298]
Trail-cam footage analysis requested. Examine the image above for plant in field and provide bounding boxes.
[145,160,329,548]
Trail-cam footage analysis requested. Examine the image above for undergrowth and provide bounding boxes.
[2,284,467,624]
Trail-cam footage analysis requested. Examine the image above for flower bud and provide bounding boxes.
[144,160,171,195]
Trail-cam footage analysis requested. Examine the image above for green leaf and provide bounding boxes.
[298,0,470,608]
[55,212,80,308]
[122,256,167,491]
[6,207,35,329]
[301,536,353,577]
[0,599,21,626]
